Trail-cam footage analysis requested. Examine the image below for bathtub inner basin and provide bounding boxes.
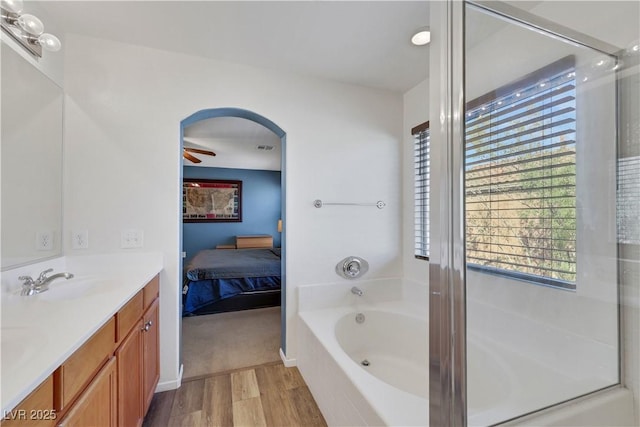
[335,310,429,398]
[335,310,511,411]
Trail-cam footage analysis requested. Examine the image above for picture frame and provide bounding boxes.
[183,179,242,222]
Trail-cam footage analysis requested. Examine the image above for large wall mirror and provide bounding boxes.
[1,44,63,270]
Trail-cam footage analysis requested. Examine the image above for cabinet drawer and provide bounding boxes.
[56,357,117,427]
[142,275,159,311]
[1,376,55,427]
[54,318,115,412]
[116,290,143,343]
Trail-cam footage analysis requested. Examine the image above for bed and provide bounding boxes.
[182,235,281,316]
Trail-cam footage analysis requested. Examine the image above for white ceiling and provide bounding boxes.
[183,116,282,170]
[35,1,638,171]
[37,1,430,93]
[36,1,430,171]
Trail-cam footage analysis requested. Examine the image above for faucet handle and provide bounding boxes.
[18,275,35,285]
[37,268,54,281]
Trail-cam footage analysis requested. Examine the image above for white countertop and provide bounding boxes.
[0,252,163,414]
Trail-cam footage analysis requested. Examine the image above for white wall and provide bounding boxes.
[402,79,429,288]
[62,34,403,387]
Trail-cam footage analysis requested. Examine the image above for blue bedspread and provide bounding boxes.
[182,248,282,315]
[183,276,281,315]
[186,248,281,280]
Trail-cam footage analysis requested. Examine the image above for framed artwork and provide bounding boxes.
[183,179,242,222]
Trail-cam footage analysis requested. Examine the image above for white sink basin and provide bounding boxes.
[36,277,106,301]
[9,276,107,301]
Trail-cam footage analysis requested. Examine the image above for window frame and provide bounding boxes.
[412,121,430,261]
[464,55,577,290]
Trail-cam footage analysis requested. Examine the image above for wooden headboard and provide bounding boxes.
[235,235,273,249]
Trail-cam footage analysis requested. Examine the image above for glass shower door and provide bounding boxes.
[463,2,636,425]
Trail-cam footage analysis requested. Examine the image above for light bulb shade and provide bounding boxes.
[1,0,23,14]
[411,29,431,46]
[38,33,61,51]
[17,13,43,36]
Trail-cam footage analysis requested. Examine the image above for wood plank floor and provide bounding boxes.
[143,361,327,427]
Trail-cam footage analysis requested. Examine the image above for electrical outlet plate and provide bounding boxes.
[71,230,89,249]
[36,231,54,251]
[121,229,143,248]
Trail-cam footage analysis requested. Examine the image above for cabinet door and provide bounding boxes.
[116,320,143,427]
[56,358,117,427]
[142,298,160,415]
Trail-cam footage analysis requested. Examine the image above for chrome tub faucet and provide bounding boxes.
[19,268,74,296]
[351,286,363,296]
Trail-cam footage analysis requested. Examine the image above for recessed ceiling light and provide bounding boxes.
[411,28,431,46]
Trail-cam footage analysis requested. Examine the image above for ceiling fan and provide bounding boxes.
[183,147,216,163]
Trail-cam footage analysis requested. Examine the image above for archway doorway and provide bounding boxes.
[179,108,287,378]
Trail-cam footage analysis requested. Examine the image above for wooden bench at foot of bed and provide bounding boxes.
[236,235,273,249]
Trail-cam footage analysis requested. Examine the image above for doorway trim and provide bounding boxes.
[179,107,288,360]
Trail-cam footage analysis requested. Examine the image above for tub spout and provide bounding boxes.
[351,286,363,296]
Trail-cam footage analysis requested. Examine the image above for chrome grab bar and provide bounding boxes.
[313,199,385,209]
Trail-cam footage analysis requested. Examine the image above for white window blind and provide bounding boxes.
[465,56,577,289]
[413,123,430,259]
[618,156,640,245]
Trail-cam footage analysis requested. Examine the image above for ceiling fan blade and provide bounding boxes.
[183,151,202,163]
[184,148,216,156]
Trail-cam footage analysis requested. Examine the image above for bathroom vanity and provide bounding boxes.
[0,254,163,427]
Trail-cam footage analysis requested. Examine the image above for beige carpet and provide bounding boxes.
[181,307,281,379]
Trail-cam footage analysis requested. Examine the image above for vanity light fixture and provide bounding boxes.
[1,0,61,58]
[411,27,431,46]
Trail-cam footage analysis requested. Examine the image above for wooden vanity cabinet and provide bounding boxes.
[3,276,159,427]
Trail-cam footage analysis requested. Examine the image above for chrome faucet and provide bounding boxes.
[351,286,363,296]
[19,268,74,296]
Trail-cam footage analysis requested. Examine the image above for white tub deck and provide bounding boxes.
[299,302,429,426]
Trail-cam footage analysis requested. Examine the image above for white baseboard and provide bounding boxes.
[280,348,297,367]
[155,363,183,392]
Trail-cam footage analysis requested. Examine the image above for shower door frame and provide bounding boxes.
[428,1,623,426]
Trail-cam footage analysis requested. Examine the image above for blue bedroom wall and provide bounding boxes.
[183,166,282,264]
